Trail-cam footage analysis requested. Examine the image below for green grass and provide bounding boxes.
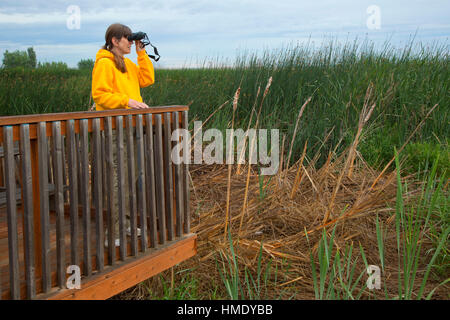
[305,152,449,300]
[215,230,259,300]
[307,227,368,300]
[404,142,450,180]
[145,268,203,300]
[215,229,288,300]
[0,39,448,169]
[393,149,449,299]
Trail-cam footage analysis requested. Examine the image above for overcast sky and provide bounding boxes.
[0,0,448,68]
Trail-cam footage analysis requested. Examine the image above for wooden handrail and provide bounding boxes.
[0,105,188,126]
[0,106,188,142]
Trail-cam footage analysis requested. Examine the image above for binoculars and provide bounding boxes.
[128,32,160,62]
[128,32,148,42]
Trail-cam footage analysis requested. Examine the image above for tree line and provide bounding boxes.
[1,47,94,70]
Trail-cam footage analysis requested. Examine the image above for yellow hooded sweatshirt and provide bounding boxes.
[92,49,155,110]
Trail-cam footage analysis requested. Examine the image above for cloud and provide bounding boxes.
[0,0,448,68]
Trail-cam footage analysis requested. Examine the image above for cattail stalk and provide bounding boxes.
[224,87,240,240]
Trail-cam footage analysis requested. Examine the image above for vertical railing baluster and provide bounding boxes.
[182,111,190,234]
[92,118,104,272]
[104,117,115,264]
[136,114,147,252]
[76,132,82,206]
[61,135,68,203]
[51,121,66,288]
[163,113,174,241]
[154,115,166,245]
[116,116,127,260]
[66,120,79,267]
[101,131,107,210]
[48,137,54,186]
[3,126,20,299]
[144,114,158,248]
[126,115,138,256]
[172,112,184,238]
[38,122,51,292]
[20,124,36,299]
[80,119,91,276]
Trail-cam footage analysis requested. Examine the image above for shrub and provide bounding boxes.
[37,61,69,71]
[2,47,37,69]
[404,142,449,179]
[78,59,95,71]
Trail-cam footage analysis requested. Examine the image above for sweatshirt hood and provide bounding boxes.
[95,49,115,63]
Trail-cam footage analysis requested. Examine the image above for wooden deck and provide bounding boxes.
[0,206,196,300]
[0,106,195,300]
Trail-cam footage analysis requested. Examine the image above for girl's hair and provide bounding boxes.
[102,23,132,73]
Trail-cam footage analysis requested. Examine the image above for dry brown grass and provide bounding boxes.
[114,82,447,300]
[115,150,447,299]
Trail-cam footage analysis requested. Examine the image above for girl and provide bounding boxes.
[92,23,155,110]
[92,23,155,246]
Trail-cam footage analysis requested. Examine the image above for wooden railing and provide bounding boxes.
[0,106,195,300]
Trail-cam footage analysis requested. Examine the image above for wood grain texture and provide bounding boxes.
[172,112,184,237]
[51,121,66,288]
[104,117,115,265]
[182,111,191,234]
[126,115,138,257]
[163,113,174,241]
[0,106,188,126]
[3,126,20,299]
[92,118,104,272]
[0,106,187,142]
[79,119,91,276]
[19,124,36,299]
[116,116,127,260]
[38,122,51,293]
[66,120,79,267]
[135,114,147,252]
[144,114,158,248]
[153,115,166,245]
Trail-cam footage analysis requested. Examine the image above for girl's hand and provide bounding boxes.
[128,98,149,109]
[135,40,145,53]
